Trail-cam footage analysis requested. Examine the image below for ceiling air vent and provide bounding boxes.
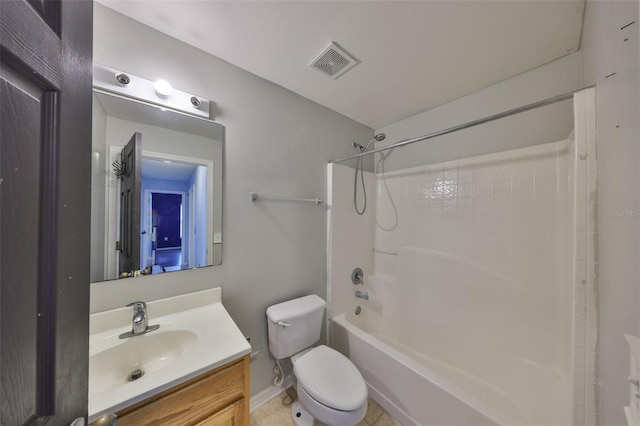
[308,42,359,79]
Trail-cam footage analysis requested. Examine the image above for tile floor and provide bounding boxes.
[250,390,401,426]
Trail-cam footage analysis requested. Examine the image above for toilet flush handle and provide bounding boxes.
[278,321,290,327]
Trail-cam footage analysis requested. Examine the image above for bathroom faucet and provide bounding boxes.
[119,301,160,339]
[130,301,148,334]
[355,290,369,300]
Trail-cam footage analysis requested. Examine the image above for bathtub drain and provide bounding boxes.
[355,306,361,315]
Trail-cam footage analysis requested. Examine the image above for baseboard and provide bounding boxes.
[250,377,295,413]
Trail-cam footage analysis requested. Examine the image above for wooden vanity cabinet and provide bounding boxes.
[116,355,250,426]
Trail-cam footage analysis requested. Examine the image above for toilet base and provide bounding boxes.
[291,401,314,426]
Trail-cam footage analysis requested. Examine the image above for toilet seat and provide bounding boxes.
[293,345,367,411]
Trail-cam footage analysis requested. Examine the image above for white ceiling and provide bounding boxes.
[97,0,585,129]
[142,157,197,182]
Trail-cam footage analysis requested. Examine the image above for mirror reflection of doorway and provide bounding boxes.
[107,147,212,279]
[141,157,207,274]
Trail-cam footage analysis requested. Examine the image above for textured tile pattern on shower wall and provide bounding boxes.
[374,139,572,286]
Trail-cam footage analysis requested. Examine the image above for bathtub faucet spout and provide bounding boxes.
[355,290,369,300]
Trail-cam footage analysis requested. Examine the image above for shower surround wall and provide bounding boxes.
[373,139,575,419]
[329,91,598,424]
[373,141,574,294]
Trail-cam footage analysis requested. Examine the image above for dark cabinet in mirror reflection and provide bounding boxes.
[119,132,142,276]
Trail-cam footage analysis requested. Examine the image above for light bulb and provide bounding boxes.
[155,79,173,98]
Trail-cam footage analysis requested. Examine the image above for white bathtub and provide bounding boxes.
[332,312,572,425]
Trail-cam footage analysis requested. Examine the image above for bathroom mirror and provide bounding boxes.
[90,89,224,283]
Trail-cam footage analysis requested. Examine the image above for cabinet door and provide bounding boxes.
[195,399,246,426]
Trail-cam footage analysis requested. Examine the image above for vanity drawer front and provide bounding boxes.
[195,398,246,426]
[117,357,247,426]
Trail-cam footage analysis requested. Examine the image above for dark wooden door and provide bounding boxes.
[153,193,182,249]
[0,0,92,424]
[119,133,141,275]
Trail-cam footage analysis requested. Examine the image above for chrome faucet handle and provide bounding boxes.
[126,301,147,312]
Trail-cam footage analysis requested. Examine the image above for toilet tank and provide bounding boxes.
[266,295,326,359]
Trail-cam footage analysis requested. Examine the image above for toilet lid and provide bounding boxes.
[293,345,367,411]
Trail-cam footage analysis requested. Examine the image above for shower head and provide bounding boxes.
[372,133,386,142]
[353,133,387,215]
[353,133,387,153]
[363,133,386,151]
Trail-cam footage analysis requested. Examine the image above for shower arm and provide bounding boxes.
[330,86,594,165]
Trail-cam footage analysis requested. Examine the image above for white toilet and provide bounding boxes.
[266,295,368,426]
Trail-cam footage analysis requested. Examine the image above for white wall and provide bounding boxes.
[91,3,373,397]
[105,115,221,166]
[580,2,640,425]
[374,52,582,172]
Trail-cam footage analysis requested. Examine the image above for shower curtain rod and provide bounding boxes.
[330,87,592,164]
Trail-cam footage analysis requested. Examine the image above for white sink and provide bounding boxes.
[89,329,197,395]
[88,288,251,422]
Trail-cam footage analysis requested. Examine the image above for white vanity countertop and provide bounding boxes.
[88,287,251,422]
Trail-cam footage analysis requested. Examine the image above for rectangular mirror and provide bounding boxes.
[91,89,223,283]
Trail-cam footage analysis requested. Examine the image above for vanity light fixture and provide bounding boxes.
[190,96,202,109]
[155,79,173,98]
[93,63,212,119]
[115,73,130,86]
